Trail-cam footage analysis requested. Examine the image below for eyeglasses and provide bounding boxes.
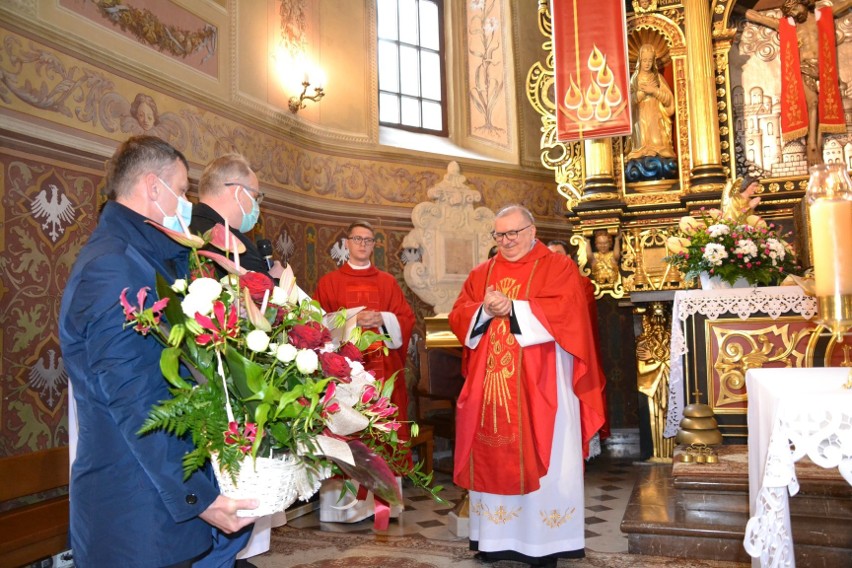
[224,182,265,204]
[491,224,532,242]
[348,236,376,246]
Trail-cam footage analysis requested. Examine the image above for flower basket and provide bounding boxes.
[127,221,445,518]
[211,452,301,517]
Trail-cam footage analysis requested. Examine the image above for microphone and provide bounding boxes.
[256,239,275,271]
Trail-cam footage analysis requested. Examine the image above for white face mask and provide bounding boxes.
[154,176,192,232]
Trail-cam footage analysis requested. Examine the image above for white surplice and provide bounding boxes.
[466,301,585,557]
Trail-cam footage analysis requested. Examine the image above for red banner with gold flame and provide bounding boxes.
[552,0,632,142]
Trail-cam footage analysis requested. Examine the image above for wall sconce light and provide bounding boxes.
[289,80,325,113]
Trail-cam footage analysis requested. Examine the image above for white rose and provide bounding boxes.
[181,294,214,318]
[270,286,289,306]
[188,278,222,302]
[295,349,319,374]
[171,278,188,293]
[276,343,298,363]
[246,329,270,352]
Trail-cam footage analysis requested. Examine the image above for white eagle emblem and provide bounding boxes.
[401,247,422,265]
[276,232,296,262]
[28,349,68,408]
[31,184,76,242]
[330,238,350,265]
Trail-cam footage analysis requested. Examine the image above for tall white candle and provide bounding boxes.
[810,199,852,296]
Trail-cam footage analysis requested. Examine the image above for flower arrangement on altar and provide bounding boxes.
[664,178,800,287]
[121,222,441,515]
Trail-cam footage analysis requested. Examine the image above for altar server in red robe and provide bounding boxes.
[314,220,416,522]
[450,205,606,567]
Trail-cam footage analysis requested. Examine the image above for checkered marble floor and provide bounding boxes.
[287,455,639,554]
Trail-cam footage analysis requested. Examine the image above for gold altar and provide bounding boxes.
[669,286,851,442]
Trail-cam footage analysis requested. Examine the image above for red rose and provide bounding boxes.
[319,351,351,380]
[338,342,364,363]
[289,322,331,350]
[192,263,217,280]
[240,271,274,302]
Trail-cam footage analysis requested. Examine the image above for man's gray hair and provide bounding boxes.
[105,135,188,199]
[198,153,254,197]
[495,204,535,225]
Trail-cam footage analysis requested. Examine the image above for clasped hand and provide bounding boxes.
[483,286,511,317]
[357,310,384,328]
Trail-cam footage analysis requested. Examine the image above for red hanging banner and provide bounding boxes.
[552,0,632,142]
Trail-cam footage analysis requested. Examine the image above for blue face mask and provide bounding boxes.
[236,187,260,233]
[155,176,193,232]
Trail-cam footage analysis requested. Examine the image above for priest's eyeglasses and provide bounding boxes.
[348,236,376,246]
[491,224,532,242]
[224,182,265,204]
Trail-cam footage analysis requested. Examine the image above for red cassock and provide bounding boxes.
[314,264,416,442]
[449,242,606,495]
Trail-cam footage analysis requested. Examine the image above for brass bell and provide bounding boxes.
[706,452,719,464]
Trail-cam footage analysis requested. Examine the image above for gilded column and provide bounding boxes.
[683,0,726,192]
[583,138,618,198]
[636,302,674,461]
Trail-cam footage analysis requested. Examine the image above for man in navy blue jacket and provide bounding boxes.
[60,136,257,567]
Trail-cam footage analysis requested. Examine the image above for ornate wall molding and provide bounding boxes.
[402,162,495,314]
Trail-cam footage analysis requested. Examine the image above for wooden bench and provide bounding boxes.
[0,447,70,567]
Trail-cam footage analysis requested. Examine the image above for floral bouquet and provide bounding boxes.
[121,222,441,517]
[664,180,799,287]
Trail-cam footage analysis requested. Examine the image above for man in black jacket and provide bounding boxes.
[190,153,284,280]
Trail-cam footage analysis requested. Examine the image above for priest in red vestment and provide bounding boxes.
[450,205,606,566]
[314,220,416,522]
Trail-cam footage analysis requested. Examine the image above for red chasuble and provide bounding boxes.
[314,263,416,440]
[449,242,606,495]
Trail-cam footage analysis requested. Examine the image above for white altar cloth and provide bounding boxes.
[664,287,817,437]
[743,368,852,567]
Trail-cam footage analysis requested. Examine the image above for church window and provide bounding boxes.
[377,0,447,135]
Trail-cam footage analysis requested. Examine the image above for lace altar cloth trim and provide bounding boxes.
[743,393,852,567]
[665,287,817,437]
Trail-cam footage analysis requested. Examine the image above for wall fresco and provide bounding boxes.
[59,0,219,78]
[0,29,558,218]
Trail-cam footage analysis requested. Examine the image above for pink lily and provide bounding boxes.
[360,384,378,405]
[223,421,257,455]
[119,287,169,335]
[374,420,402,432]
[204,224,247,254]
[321,383,340,416]
[197,249,247,276]
[194,300,239,346]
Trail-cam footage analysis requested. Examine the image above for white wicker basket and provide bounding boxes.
[212,453,301,517]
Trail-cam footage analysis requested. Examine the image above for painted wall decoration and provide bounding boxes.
[60,0,219,78]
[279,0,308,59]
[0,29,558,217]
[731,9,852,179]
[1,153,102,454]
[466,0,509,147]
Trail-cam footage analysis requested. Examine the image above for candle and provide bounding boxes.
[224,219,230,253]
[810,199,852,296]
